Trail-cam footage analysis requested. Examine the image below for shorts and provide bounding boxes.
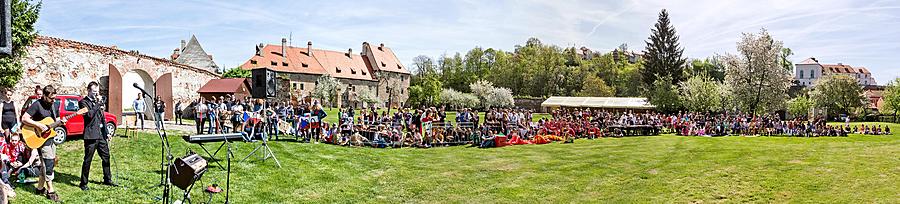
[39,141,56,160]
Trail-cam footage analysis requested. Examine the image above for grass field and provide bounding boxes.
[9,122,899,203]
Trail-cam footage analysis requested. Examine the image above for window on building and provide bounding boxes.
[799,70,804,79]
[302,63,308,68]
[811,71,815,79]
[271,61,277,66]
[250,60,257,65]
[336,67,342,73]
[282,62,289,66]
[351,69,357,75]
[300,83,305,90]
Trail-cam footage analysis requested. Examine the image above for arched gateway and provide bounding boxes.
[11,36,219,123]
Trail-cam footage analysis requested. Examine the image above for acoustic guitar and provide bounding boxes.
[21,108,88,149]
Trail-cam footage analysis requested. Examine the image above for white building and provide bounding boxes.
[793,57,876,87]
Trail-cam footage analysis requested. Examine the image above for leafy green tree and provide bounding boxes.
[0,0,41,88]
[642,9,686,89]
[787,95,813,119]
[222,67,251,78]
[679,75,722,112]
[576,74,615,97]
[648,76,682,113]
[882,77,900,122]
[686,58,725,82]
[406,86,425,107]
[810,75,865,117]
[420,75,443,106]
[781,47,794,71]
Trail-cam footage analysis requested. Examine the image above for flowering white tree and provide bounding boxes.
[356,87,381,108]
[441,88,479,109]
[312,75,342,107]
[470,80,514,109]
[722,29,792,114]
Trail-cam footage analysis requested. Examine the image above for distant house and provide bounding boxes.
[197,78,251,100]
[794,57,877,87]
[239,39,410,108]
[172,35,220,74]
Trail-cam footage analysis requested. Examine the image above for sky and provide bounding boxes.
[35,0,900,84]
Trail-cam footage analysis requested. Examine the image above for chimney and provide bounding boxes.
[281,38,288,60]
[256,43,263,56]
[307,41,313,57]
[347,48,353,58]
[180,40,186,51]
[208,54,213,61]
[837,62,843,66]
[378,43,384,51]
[170,48,180,60]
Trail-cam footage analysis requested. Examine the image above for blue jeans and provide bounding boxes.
[207,114,217,133]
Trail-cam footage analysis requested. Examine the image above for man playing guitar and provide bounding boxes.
[20,85,62,202]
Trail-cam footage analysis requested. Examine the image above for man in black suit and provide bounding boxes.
[78,82,116,191]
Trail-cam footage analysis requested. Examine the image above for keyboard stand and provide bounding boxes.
[198,142,226,170]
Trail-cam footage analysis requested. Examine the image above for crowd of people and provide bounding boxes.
[183,98,895,149]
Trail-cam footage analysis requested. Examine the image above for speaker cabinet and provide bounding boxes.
[251,68,277,98]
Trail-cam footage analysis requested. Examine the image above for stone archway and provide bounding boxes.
[106,64,174,123]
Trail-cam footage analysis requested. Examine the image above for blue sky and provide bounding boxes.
[36,0,900,84]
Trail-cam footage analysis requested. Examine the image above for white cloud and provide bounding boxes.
[36,0,900,84]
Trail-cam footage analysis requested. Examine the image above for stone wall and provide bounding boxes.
[374,71,410,108]
[9,36,220,121]
[514,98,546,112]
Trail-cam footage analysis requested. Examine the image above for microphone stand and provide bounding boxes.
[139,88,177,204]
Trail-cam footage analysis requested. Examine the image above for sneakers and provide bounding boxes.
[102,182,120,187]
[79,185,89,191]
[46,192,60,202]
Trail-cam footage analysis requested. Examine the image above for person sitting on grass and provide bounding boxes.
[479,130,496,148]
[349,132,368,147]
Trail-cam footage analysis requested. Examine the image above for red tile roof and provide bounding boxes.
[313,49,374,81]
[240,45,328,76]
[365,42,410,74]
[197,78,250,93]
[240,41,410,81]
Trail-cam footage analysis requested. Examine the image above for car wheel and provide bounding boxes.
[53,127,67,145]
[106,122,117,138]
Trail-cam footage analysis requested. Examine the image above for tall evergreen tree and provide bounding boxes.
[642,9,686,90]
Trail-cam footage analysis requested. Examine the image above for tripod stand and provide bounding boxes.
[241,102,282,168]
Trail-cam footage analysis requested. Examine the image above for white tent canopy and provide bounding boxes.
[541,96,655,109]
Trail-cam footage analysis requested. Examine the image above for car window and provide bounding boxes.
[65,99,80,111]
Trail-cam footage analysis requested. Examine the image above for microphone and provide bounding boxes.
[133,83,152,98]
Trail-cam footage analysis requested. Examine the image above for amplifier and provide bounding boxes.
[169,153,208,190]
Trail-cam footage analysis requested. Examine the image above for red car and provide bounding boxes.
[22,95,118,145]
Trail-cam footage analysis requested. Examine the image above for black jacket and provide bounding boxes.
[80,96,107,140]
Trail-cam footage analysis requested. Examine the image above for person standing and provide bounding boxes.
[0,90,17,138]
[133,94,145,130]
[195,98,207,134]
[174,100,183,125]
[78,82,116,191]
[20,85,62,202]
[154,95,165,130]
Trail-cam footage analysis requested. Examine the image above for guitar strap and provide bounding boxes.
[51,102,60,120]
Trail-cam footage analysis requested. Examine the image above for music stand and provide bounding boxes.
[241,102,282,168]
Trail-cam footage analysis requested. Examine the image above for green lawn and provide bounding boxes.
[10,122,899,203]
